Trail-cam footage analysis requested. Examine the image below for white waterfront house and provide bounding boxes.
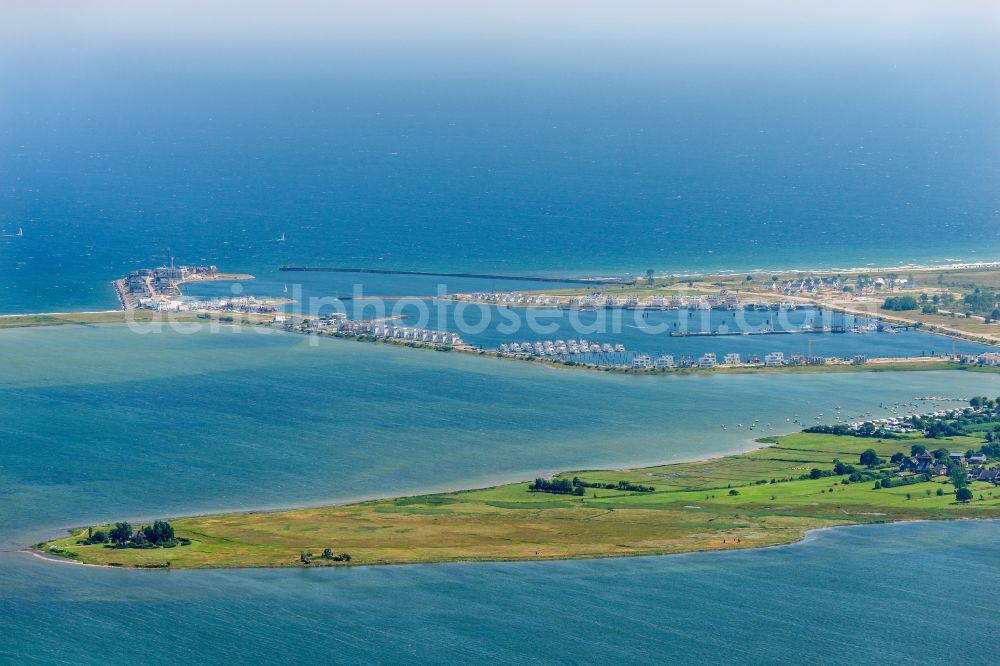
[764,352,785,367]
[632,354,653,369]
[654,355,675,369]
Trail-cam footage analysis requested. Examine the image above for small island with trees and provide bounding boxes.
[87,520,186,548]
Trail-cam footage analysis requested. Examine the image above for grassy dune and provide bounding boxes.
[40,432,1000,569]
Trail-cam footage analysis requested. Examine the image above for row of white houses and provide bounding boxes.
[499,339,627,356]
[631,350,834,369]
[361,323,463,345]
[567,291,743,310]
[306,314,464,346]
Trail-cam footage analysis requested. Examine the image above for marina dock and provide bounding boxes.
[669,327,845,337]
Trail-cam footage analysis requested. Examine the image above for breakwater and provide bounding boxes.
[277,266,630,285]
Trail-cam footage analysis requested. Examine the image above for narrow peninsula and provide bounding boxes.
[37,399,1000,569]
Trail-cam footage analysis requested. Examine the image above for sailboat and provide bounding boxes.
[283,283,288,294]
[16,227,23,237]
[277,232,285,242]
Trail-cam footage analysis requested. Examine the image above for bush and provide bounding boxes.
[880,474,930,489]
[728,489,739,496]
[324,552,352,562]
[835,461,859,476]
[83,529,108,545]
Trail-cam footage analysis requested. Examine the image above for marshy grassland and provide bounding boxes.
[40,430,1000,569]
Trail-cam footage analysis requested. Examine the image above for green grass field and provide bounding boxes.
[40,431,1000,569]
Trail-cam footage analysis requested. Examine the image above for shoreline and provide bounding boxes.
[313,330,998,375]
[26,444,813,571]
[34,429,1000,570]
[276,259,1000,283]
[3,257,999,317]
[647,259,1000,281]
[5,257,999,358]
[0,311,995,376]
[16,433,774,554]
[22,518,1000,573]
[113,272,258,311]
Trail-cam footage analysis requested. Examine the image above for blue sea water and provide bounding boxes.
[1,28,999,313]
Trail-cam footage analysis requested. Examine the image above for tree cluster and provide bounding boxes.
[962,288,999,318]
[572,477,656,493]
[877,473,932,489]
[81,520,186,549]
[529,478,583,495]
[529,477,656,495]
[882,296,918,311]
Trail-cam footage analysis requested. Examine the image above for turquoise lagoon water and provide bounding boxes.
[1,325,998,664]
[1,324,998,546]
